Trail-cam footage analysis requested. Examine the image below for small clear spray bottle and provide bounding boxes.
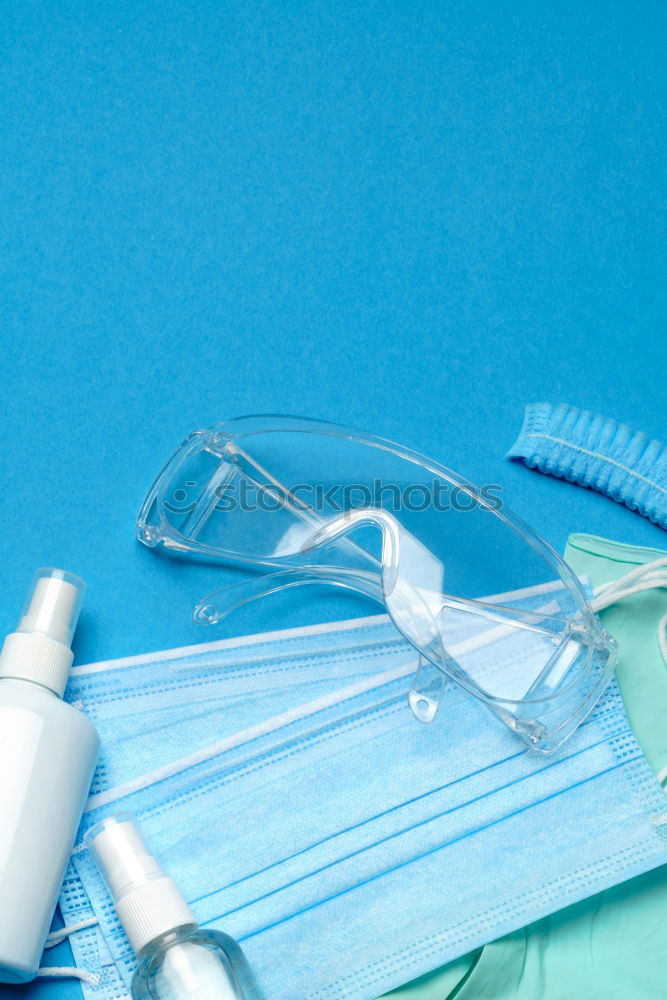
[86,814,247,1000]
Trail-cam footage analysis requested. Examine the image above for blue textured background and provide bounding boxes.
[1,2,665,997]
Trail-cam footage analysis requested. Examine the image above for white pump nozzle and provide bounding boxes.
[85,815,196,955]
[86,814,164,902]
[0,568,86,697]
[17,569,85,646]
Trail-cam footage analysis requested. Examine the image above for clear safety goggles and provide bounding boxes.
[137,416,618,751]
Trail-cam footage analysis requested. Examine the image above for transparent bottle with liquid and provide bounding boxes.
[133,926,245,1000]
[86,814,247,1000]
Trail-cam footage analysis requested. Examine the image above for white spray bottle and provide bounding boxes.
[86,814,247,999]
[0,569,99,983]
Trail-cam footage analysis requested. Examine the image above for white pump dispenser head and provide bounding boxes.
[0,568,86,697]
[86,815,196,954]
[17,568,85,646]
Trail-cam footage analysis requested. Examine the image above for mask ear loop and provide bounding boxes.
[591,557,667,665]
[44,916,99,949]
[36,916,101,986]
[592,557,667,784]
[37,965,101,986]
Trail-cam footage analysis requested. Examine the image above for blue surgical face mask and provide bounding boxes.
[55,583,667,1000]
[67,582,578,799]
[67,614,415,799]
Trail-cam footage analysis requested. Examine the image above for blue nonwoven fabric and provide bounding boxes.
[508,403,667,529]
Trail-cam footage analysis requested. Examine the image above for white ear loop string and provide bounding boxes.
[44,916,99,948]
[39,916,100,986]
[592,557,667,789]
[37,965,100,986]
[591,557,667,666]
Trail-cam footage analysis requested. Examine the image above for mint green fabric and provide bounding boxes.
[566,534,667,776]
[381,533,667,1000]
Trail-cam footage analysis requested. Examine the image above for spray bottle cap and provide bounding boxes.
[85,814,196,954]
[0,568,86,697]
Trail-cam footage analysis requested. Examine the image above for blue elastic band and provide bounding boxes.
[507,403,667,530]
